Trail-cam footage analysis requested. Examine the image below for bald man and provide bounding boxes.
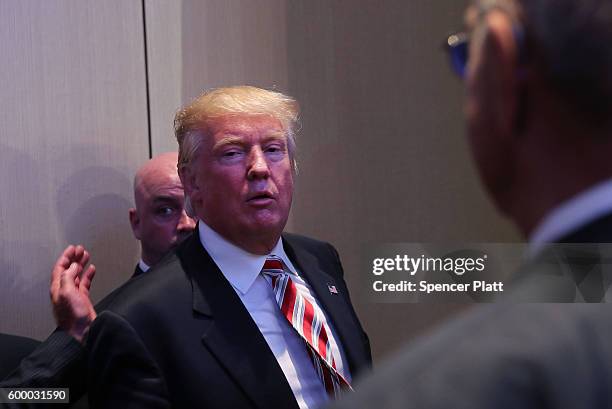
[0,153,195,407]
[129,152,196,275]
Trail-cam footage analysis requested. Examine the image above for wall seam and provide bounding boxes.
[141,0,153,159]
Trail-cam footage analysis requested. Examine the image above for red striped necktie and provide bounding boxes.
[261,255,352,398]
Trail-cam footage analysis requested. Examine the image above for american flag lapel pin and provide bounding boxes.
[328,284,338,294]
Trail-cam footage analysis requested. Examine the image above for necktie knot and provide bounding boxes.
[262,255,285,274]
[261,256,289,290]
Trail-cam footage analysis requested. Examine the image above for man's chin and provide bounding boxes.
[245,217,287,238]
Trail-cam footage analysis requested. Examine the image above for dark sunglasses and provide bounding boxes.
[444,27,525,79]
[444,32,470,78]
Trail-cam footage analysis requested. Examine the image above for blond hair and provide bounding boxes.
[174,86,300,171]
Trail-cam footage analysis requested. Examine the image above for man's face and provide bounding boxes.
[131,158,196,265]
[186,114,293,251]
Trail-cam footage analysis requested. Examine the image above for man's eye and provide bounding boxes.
[156,207,175,216]
[265,145,284,154]
[222,150,242,158]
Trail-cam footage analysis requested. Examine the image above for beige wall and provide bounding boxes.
[146,0,290,155]
[1,1,518,359]
[144,0,183,155]
[0,0,148,340]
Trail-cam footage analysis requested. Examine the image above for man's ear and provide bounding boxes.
[179,165,201,212]
[178,165,199,196]
[128,208,141,240]
[480,10,522,137]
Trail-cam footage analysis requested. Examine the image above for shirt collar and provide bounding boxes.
[198,220,295,295]
[138,259,150,273]
[529,178,612,256]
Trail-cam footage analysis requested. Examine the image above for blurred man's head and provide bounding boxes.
[449,0,612,235]
[174,86,299,255]
[129,152,196,266]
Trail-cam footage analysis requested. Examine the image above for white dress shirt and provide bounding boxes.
[198,221,350,409]
[528,178,612,256]
[137,259,150,273]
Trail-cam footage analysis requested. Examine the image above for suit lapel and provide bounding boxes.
[282,235,364,376]
[132,264,145,278]
[178,232,299,409]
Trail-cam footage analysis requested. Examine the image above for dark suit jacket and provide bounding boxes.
[86,230,371,409]
[506,212,612,302]
[0,331,85,409]
[328,303,612,409]
[0,334,40,380]
[328,212,612,409]
[133,264,145,278]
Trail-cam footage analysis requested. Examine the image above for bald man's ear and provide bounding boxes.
[129,208,142,240]
[478,10,521,138]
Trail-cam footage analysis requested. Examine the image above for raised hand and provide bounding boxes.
[50,245,97,343]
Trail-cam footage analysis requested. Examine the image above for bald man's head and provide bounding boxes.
[129,152,196,266]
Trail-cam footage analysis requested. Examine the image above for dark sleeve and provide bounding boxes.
[1,329,84,389]
[0,330,85,408]
[85,310,170,409]
[0,334,39,380]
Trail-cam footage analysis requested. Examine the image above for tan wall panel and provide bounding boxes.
[147,0,290,153]
[145,0,183,155]
[0,0,149,340]
[180,0,289,101]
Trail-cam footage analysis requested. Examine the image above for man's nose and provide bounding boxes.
[247,147,270,180]
[177,209,196,232]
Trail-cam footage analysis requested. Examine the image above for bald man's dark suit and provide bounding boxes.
[86,229,371,409]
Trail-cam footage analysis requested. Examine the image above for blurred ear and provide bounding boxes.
[178,165,198,196]
[128,208,141,240]
[178,164,201,213]
[478,10,521,138]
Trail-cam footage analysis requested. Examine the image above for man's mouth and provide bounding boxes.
[247,192,275,205]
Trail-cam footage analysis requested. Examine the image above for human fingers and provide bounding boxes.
[80,264,96,294]
[50,245,76,297]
